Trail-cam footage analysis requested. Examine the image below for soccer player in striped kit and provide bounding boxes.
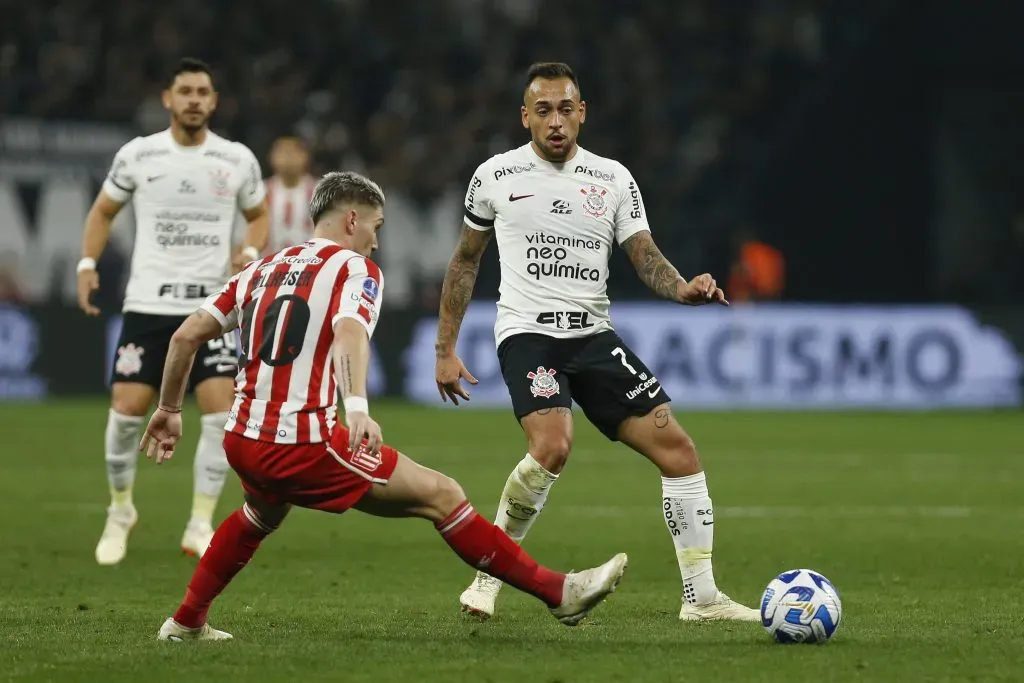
[264,135,317,255]
[139,171,628,642]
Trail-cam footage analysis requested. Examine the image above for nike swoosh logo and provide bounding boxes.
[215,364,237,373]
[509,193,534,202]
[648,386,662,398]
[702,520,714,525]
[147,175,166,183]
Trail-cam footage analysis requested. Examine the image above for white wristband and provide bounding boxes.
[241,245,259,261]
[343,396,368,414]
[76,257,97,273]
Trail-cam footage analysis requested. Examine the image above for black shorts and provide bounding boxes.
[497,331,671,441]
[110,312,239,390]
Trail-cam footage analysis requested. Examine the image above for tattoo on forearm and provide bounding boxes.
[436,227,489,357]
[623,233,684,302]
[339,353,354,396]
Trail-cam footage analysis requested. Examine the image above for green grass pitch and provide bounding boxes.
[1,400,1022,682]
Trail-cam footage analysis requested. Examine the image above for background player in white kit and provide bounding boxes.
[435,62,759,623]
[76,58,269,565]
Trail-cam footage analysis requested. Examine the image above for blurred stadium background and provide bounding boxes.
[2,1,1023,681]
[1,0,1023,405]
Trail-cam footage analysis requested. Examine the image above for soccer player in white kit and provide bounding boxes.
[76,58,270,565]
[435,62,759,623]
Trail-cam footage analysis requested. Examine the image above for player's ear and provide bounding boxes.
[345,209,358,235]
[521,105,529,129]
[209,90,218,113]
[161,89,172,112]
[578,100,586,125]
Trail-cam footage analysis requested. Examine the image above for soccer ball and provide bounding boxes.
[759,568,842,644]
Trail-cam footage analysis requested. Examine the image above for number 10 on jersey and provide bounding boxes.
[240,292,311,366]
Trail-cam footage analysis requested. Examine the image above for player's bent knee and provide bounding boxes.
[653,426,701,476]
[430,475,467,520]
[622,406,702,476]
[522,413,573,472]
[110,383,155,417]
[526,435,571,472]
[243,494,289,531]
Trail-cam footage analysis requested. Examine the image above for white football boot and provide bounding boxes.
[180,520,215,558]
[550,552,629,626]
[157,617,233,642]
[679,591,761,622]
[459,571,504,619]
[95,504,138,565]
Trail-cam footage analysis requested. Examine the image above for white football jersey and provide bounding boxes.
[102,129,267,316]
[464,143,650,345]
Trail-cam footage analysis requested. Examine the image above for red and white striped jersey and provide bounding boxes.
[200,238,383,444]
[264,174,316,255]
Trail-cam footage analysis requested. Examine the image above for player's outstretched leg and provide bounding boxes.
[460,408,567,619]
[619,405,759,622]
[158,497,287,642]
[355,450,625,626]
[96,383,154,565]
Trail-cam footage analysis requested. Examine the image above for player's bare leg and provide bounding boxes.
[618,404,758,622]
[459,407,570,618]
[158,492,289,642]
[96,382,154,565]
[356,451,625,626]
[183,378,235,558]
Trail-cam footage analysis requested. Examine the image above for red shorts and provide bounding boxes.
[223,428,399,514]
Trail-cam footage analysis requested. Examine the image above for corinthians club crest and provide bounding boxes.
[209,169,232,197]
[527,366,560,398]
[580,185,608,218]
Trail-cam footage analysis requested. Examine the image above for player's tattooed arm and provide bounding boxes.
[332,319,370,399]
[436,225,493,358]
[337,352,355,396]
[621,232,688,303]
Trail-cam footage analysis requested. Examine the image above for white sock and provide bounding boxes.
[191,412,230,526]
[492,453,559,544]
[105,409,143,508]
[662,472,719,605]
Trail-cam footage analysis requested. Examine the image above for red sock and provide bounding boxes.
[173,507,270,628]
[436,501,565,608]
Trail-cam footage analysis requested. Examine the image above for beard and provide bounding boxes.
[535,138,572,162]
[174,111,209,134]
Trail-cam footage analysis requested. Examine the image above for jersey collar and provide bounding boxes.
[164,128,213,153]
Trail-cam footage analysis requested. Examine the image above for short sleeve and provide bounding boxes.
[331,256,383,338]
[463,162,495,231]
[236,144,267,211]
[101,138,140,203]
[200,271,242,331]
[614,166,651,246]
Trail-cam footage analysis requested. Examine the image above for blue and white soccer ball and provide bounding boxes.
[760,568,842,644]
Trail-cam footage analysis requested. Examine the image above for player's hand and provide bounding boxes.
[139,407,183,465]
[680,273,729,306]
[77,268,101,316]
[435,353,478,405]
[346,410,382,456]
[230,251,247,274]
